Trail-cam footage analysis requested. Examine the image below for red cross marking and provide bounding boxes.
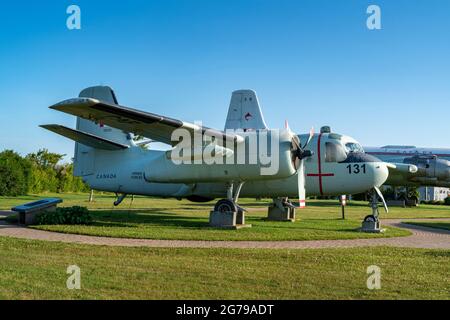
[306,133,335,195]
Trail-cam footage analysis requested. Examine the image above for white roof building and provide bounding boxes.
[418,186,450,202]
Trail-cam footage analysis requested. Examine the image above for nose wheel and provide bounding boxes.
[363,215,378,223]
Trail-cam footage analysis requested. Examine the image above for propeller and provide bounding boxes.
[287,124,314,208]
[374,186,389,213]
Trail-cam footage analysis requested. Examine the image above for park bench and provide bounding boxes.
[12,198,63,226]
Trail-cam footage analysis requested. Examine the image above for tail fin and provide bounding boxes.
[74,86,132,177]
[224,90,268,131]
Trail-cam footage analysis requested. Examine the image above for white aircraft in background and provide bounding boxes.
[41,86,391,218]
[365,145,450,188]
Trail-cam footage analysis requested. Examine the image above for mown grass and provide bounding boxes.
[1,193,449,219]
[0,193,418,241]
[0,237,448,300]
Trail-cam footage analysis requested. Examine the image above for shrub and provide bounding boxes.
[36,206,92,225]
[445,197,450,206]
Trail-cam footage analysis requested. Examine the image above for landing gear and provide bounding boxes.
[114,193,128,206]
[363,215,377,223]
[361,188,385,233]
[369,188,381,222]
[267,197,296,222]
[209,182,250,229]
[214,199,237,213]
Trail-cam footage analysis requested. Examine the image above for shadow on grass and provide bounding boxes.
[89,209,362,233]
[424,251,450,258]
[90,210,210,229]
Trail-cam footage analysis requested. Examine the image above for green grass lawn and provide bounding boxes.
[404,222,450,231]
[0,193,418,241]
[1,193,449,219]
[0,237,448,300]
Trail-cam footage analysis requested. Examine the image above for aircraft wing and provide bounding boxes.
[50,98,244,146]
[40,124,129,150]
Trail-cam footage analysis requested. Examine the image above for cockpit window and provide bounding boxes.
[345,142,364,153]
[325,141,347,163]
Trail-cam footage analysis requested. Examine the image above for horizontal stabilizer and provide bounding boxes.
[40,124,129,151]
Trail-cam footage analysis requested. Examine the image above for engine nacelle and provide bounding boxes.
[404,155,450,183]
[144,129,297,183]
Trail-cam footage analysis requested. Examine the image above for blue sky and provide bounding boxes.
[0,0,449,161]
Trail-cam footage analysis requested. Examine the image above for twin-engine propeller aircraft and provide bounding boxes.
[41,86,391,220]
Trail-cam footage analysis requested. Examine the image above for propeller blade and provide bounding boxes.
[374,186,389,213]
[292,134,301,149]
[298,159,306,208]
[285,120,290,131]
[303,127,315,149]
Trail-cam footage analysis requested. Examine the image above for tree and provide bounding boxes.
[0,150,31,196]
[26,149,64,169]
[26,149,63,193]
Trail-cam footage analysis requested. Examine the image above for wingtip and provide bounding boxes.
[39,124,58,130]
[49,97,100,110]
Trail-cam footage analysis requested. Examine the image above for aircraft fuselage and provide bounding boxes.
[84,133,389,200]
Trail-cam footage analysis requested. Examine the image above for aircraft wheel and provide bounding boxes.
[364,215,377,222]
[214,199,237,213]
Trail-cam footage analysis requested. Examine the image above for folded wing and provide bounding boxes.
[50,98,244,146]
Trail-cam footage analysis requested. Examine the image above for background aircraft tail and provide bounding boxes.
[224,90,268,131]
[74,86,132,176]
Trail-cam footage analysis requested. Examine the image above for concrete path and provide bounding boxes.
[0,212,449,249]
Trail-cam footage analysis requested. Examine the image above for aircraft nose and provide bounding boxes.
[372,162,389,188]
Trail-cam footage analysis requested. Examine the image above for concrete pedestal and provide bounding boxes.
[209,210,251,229]
[267,205,296,222]
[361,220,385,233]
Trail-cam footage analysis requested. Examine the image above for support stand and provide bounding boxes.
[267,198,296,222]
[209,209,250,229]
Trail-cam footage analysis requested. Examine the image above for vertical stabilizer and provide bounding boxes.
[224,90,268,131]
[74,86,131,177]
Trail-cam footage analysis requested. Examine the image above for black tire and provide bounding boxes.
[364,215,377,222]
[214,199,237,213]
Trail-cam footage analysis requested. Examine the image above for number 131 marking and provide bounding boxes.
[347,164,366,174]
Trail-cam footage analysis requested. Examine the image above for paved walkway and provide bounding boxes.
[0,212,449,249]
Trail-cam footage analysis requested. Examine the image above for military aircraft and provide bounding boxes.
[41,86,391,219]
[365,145,450,188]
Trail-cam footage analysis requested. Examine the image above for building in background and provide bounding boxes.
[418,187,450,202]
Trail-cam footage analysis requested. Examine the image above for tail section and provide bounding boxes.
[74,86,132,176]
[224,90,268,131]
